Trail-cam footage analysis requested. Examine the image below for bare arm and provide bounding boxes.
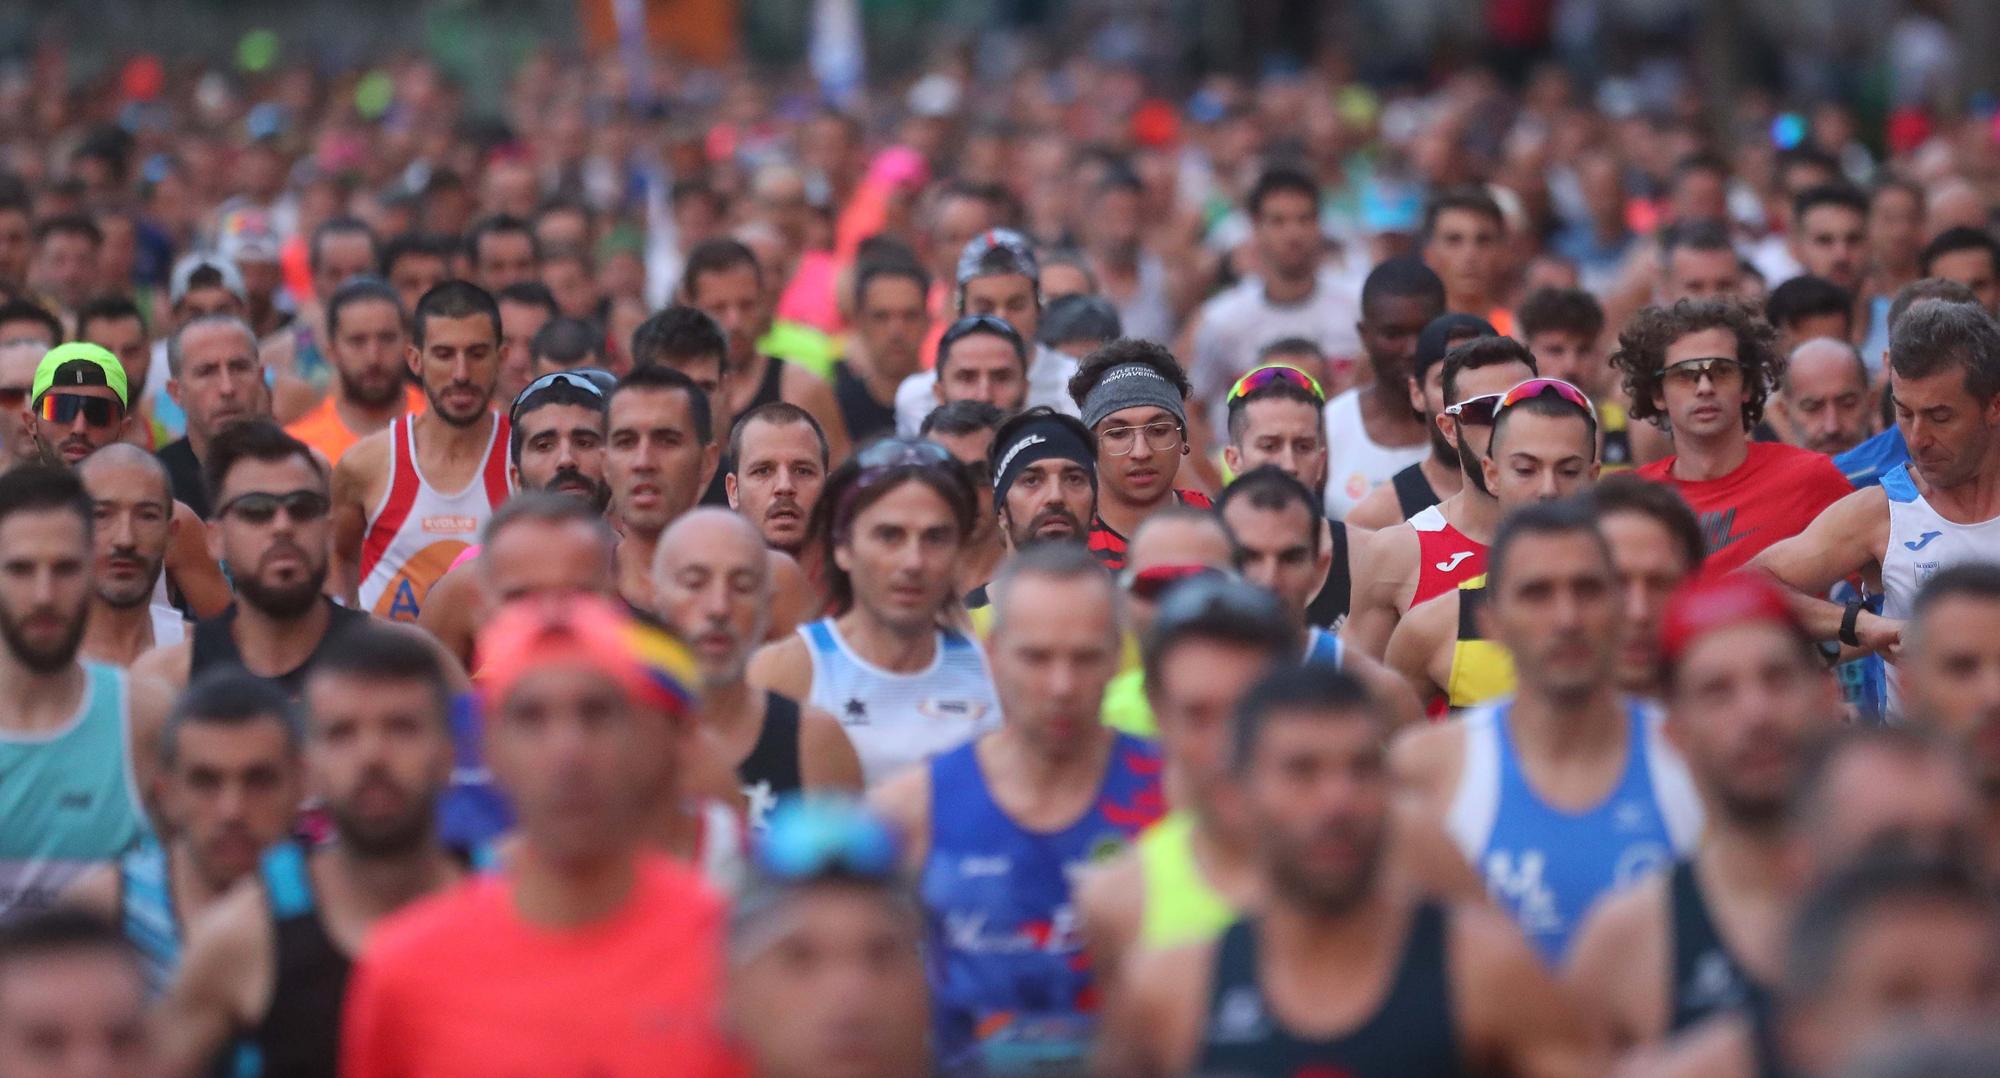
[328,439,385,606]
[1565,878,1668,1055]
[765,550,815,642]
[1094,943,1207,1078]
[131,640,193,695]
[1341,526,1416,659]
[1389,719,1466,816]
[866,765,933,871]
[1344,479,1407,531]
[1343,643,1425,731]
[60,863,119,921]
[1747,487,1898,650]
[151,883,268,1078]
[746,636,814,703]
[413,563,480,669]
[1384,591,1454,711]
[1455,902,1607,1078]
[1074,851,1144,1015]
[125,672,174,823]
[782,365,852,467]
[798,705,865,793]
[166,501,231,619]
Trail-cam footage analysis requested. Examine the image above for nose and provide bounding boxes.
[772,466,796,495]
[1534,469,1563,500]
[1127,434,1154,462]
[451,353,472,384]
[553,437,578,470]
[109,509,136,548]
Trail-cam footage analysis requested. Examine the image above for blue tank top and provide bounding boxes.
[118,839,180,995]
[1304,626,1345,668]
[922,733,1165,1074]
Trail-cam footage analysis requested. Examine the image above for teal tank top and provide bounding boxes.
[0,662,150,919]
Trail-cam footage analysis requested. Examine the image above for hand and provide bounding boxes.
[1859,611,1904,663]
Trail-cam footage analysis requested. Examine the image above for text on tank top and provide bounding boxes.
[249,843,348,1078]
[1668,858,1768,1034]
[190,600,373,699]
[1195,905,1467,1078]
[799,619,1002,786]
[0,662,148,920]
[358,412,511,623]
[1879,463,2000,718]
[1410,505,1489,606]
[922,734,1165,1071]
[738,693,804,832]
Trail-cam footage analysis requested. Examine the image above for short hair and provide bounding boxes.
[1246,165,1320,220]
[1889,279,1980,332]
[1792,183,1869,226]
[611,363,713,445]
[306,621,451,719]
[465,214,539,264]
[731,401,830,471]
[496,280,559,318]
[1139,574,1300,689]
[852,257,931,312]
[0,297,63,346]
[1486,497,1609,595]
[630,305,727,370]
[203,419,324,506]
[162,667,301,768]
[1670,151,1731,188]
[1421,186,1505,243]
[73,294,146,343]
[308,216,380,273]
[1359,257,1446,318]
[1067,338,1192,411]
[34,213,102,248]
[1216,465,1322,555]
[378,231,455,278]
[0,907,139,989]
[1441,335,1539,406]
[480,489,615,549]
[507,377,607,465]
[167,312,258,378]
[1587,475,1705,575]
[679,238,762,298]
[1775,146,1842,189]
[1788,724,1963,838]
[0,465,92,538]
[1888,298,2000,402]
[1230,663,1379,773]
[1226,365,1325,443]
[987,541,1116,639]
[1920,227,2000,279]
[324,278,404,341]
[1611,298,1783,430]
[1490,379,1598,459]
[920,399,1006,438]
[411,280,501,349]
[1765,275,1854,330]
[1516,287,1605,342]
[1660,218,1735,262]
[1911,561,2000,628]
[936,316,1028,374]
[529,317,602,367]
[1783,855,1994,1005]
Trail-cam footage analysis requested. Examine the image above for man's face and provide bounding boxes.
[410,313,500,427]
[1792,902,2000,1078]
[1907,595,2000,795]
[659,353,729,435]
[82,457,171,610]
[1793,204,1867,291]
[488,663,667,863]
[1356,295,1439,382]
[172,322,265,441]
[606,388,714,537]
[208,456,331,619]
[989,574,1119,757]
[83,316,150,396]
[1655,326,1750,442]
[1930,249,2000,314]
[930,197,993,281]
[654,518,769,686]
[1093,405,1183,509]
[0,951,147,1078]
[1150,639,1273,817]
[1667,623,1834,827]
[1001,459,1093,548]
[856,276,928,380]
[689,265,767,367]
[0,346,38,467]
[1088,188,1143,261]
[543,258,598,320]
[481,519,614,609]
[387,253,450,317]
[1423,209,1502,306]
[1249,710,1390,913]
[1525,330,1602,395]
[474,232,538,292]
[1228,398,1326,488]
[926,428,996,536]
[1782,344,1872,455]
[960,274,1039,343]
[1662,247,1742,302]
[1252,189,1321,282]
[161,718,300,887]
[1121,518,1233,640]
[1480,410,1597,509]
[1869,188,1923,270]
[0,509,90,673]
[728,419,825,554]
[834,480,962,634]
[1601,512,1693,693]
[1223,498,1322,625]
[313,233,377,301]
[32,233,97,309]
[329,298,408,409]
[934,335,1026,414]
[305,672,448,855]
[497,300,552,407]
[172,287,245,328]
[1485,531,1618,699]
[1806,748,1983,874]
[0,208,30,286]
[727,887,930,1078]
[1440,360,1535,490]
[29,386,128,467]
[1892,366,2000,491]
[512,402,608,510]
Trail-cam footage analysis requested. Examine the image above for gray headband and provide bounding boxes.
[1080,363,1186,430]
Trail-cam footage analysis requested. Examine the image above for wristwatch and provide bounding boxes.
[1838,598,1865,648]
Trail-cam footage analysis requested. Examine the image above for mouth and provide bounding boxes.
[105,555,144,576]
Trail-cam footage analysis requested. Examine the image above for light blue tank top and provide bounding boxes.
[799,619,1001,787]
[117,838,179,995]
[0,662,150,919]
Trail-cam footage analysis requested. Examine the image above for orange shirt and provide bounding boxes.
[286,385,428,465]
[340,854,745,1078]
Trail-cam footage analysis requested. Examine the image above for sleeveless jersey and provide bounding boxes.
[737,693,805,832]
[1194,905,1466,1078]
[149,604,188,649]
[358,412,511,622]
[831,360,898,445]
[117,838,180,995]
[247,843,348,1078]
[1322,388,1430,520]
[1445,699,1703,963]
[1448,576,1516,710]
[922,734,1164,1073]
[1391,462,1441,520]
[190,600,372,699]
[799,618,1001,787]
[1304,626,1345,669]
[1087,489,1213,571]
[1880,463,2000,717]
[1304,518,1352,631]
[1409,505,1488,606]
[0,662,149,919]
[1667,859,1767,1034]
[1136,812,1235,950]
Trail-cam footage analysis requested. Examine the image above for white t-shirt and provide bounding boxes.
[1190,266,1362,424]
[894,343,1080,437]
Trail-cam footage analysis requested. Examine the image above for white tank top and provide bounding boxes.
[1321,388,1430,520]
[798,618,1002,787]
[148,605,186,649]
[358,412,512,623]
[1880,464,2000,717]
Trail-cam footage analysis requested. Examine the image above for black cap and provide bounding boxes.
[1412,313,1499,383]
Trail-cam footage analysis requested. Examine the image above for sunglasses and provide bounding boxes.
[1150,572,1288,636]
[38,394,124,427]
[1660,357,1743,387]
[756,797,900,882]
[856,436,956,474]
[509,369,610,426]
[0,386,26,411]
[216,489,331,526]
[938,314,1026,362]
[1498,377,1594,413]
[1228,364,1325,404]
[1121,563,1228,603]
[1444,392,1505,426]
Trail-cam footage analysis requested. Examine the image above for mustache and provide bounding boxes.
[1030,505,1082,532]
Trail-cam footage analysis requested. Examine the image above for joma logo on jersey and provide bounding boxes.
[420,515,477,535]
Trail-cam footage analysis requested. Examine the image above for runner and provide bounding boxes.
[464,213,539,293]
[832,258,929,444]
[1902,564,2000,856]
[1098,507,1238,737]
[927,314,1032,417]
[627,304,735,505]
[749,437,1000,786]
[1788,184,1869,293]
[1320,258,1444,518]
[1423,187,1513,330]
[1395,499,1704,963]
[75,445,186,668]
[285,279,426,464]
[1345,311,1495,528]
[0,910,150,1078]
[1566,575,1839,1052]
[1517,287,1635,472]
[1070,339,1212,570]
[1774,337,1875,457]
[1101,664,1598,1077]
[1751,299,2000,717]
[989,405,1097,555]
[1615,298,1851,577]
[1220,362,1356,629]
[158,313,268,518]
[494,281,557,405]
[153,624,465,1078]
[724,403,828,607]
[62,670,301,993]
[74,296,160,450]
[653,508,863,830]
[379,232,453,318]
[0,465,171,919]
[870,543,1164,1072]
[527,316,607,377]
[919,400,1007,600]
[257,216,379,398]
[331,280,510,623]
[0,339,44,472]
[340,596,743,1077]
[603,364,720,610]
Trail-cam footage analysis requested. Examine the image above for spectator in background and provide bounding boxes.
[1766,275,1856,354]
[528,316,607,378]
[1920,227,2000,315]
[1775,337,1877,457]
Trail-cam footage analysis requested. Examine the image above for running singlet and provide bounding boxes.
[923,734,1164,1073]
[737,693,805,832]
[1667,859,1766,1034]
[1446,699,1703,963]
[1390,462,1440,520]
[1304,626,1345,668]
[1834,427,1909,490]
[798,619,1001,786]
[1087,489,1213,571]
[1136,813,1234,950]
[190,599,371,698]
[1410,505,1487,606]
[831,360,898,445]
[1322,388,1429,520]
[1448,576,1516,710]
[1304,518,1352,631]
[358,412,511,622]
[247,843,348,1078]
[0,662,149,919]
[117,838,180,995]
[1636,441,1851,578]
[1879,462,2000,717]
[286,385,426,465]
[1194,905,1467,1078]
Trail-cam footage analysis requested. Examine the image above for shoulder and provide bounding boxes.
[1614,1014,1756,1078]
[179,872,273,971]
[748,632,812,693]
[1634,457,1675,482]
[336,429,393,481]
[1568,869,1668,972]
[1389,712,1468,799]
[1397,588,1458,642]
[780,360,832,390]
[61,861,120,920]
[123,667,176,726]
[170,499,201,527]
[130,642,192,692]
[1076,844,1144,915]
[867,762,933,829]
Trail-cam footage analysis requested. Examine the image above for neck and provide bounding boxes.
[1920,455,2000,519]
[959,530,1004,593]
[1421,452,1464,498]
[1097,481,1174,540]
[846,346,912,401]
[232,597,331,675]
[1670,427,1750,481]
[1263,881,1395,962]
[1443,483,1501,543]
[81,600,156,666]
[1700,814,1792,897]
[0,652,85,732]
[329,838,454,918]
[169,842,231,923]
[510,842,641,928]
[334,388,410,435]
[986,724,1113,798]
[1263,270,1316,306]
[411,408,495,454]
[1447,289,1491,316]
[835,607,936,673]
[186,426,211,460]
[696,677,756,740]
[1360,380,1425,434]
[1509,682,1625,759]
[617,528,661,608]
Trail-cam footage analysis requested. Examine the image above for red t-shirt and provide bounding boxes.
[341,854,745,1078]
[1088,489,1214,571]
[1636,441,1851,578]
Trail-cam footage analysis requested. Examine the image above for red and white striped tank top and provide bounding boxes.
[358,412,511,622]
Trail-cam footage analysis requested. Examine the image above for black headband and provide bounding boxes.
[992,415,1097,505]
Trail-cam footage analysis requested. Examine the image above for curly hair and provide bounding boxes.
[1067,337,1192,409]
[1610,298,1782,432]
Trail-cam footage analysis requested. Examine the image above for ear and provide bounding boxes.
[166,378,182,407]
[1407,374,1427,415]
[1221,444,1242,474]
[405,343,422,379]
[1435,410,1458,445]
[932,376,947,405]
[832,538,854,575]
[508,464,521,491]
[725,473,741,509]
[1480,452,1501,493]
[205,513,224,566]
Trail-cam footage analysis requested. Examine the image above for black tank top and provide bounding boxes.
[738,692,805,801]
[1391,462,1441,521]
[251,844,348,1078]
[1195,903,1466,1078]
[832,361,897,445]
[747,354,787,413]
[190,600,372,698]
[1305,519,1352,630]
[702,355,793,507]
[1668,859,1768,1033]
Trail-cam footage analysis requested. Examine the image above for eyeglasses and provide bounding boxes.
[756,797,900,882]
[1660,357,1743,388]
[509,368,610,426]
[1121,563,1229,603]
[216,489,331,526]
[1228,365,1324,404]
[1444,392,1505,427]
[1498,377,1594,413]
[37,394,124,427]
[1097,419,1183,456]
[0,386,27,411]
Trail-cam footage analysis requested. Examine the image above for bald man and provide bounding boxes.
[77,444,188,667]
[652,508,861,830]
[1776,338,1876,457]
